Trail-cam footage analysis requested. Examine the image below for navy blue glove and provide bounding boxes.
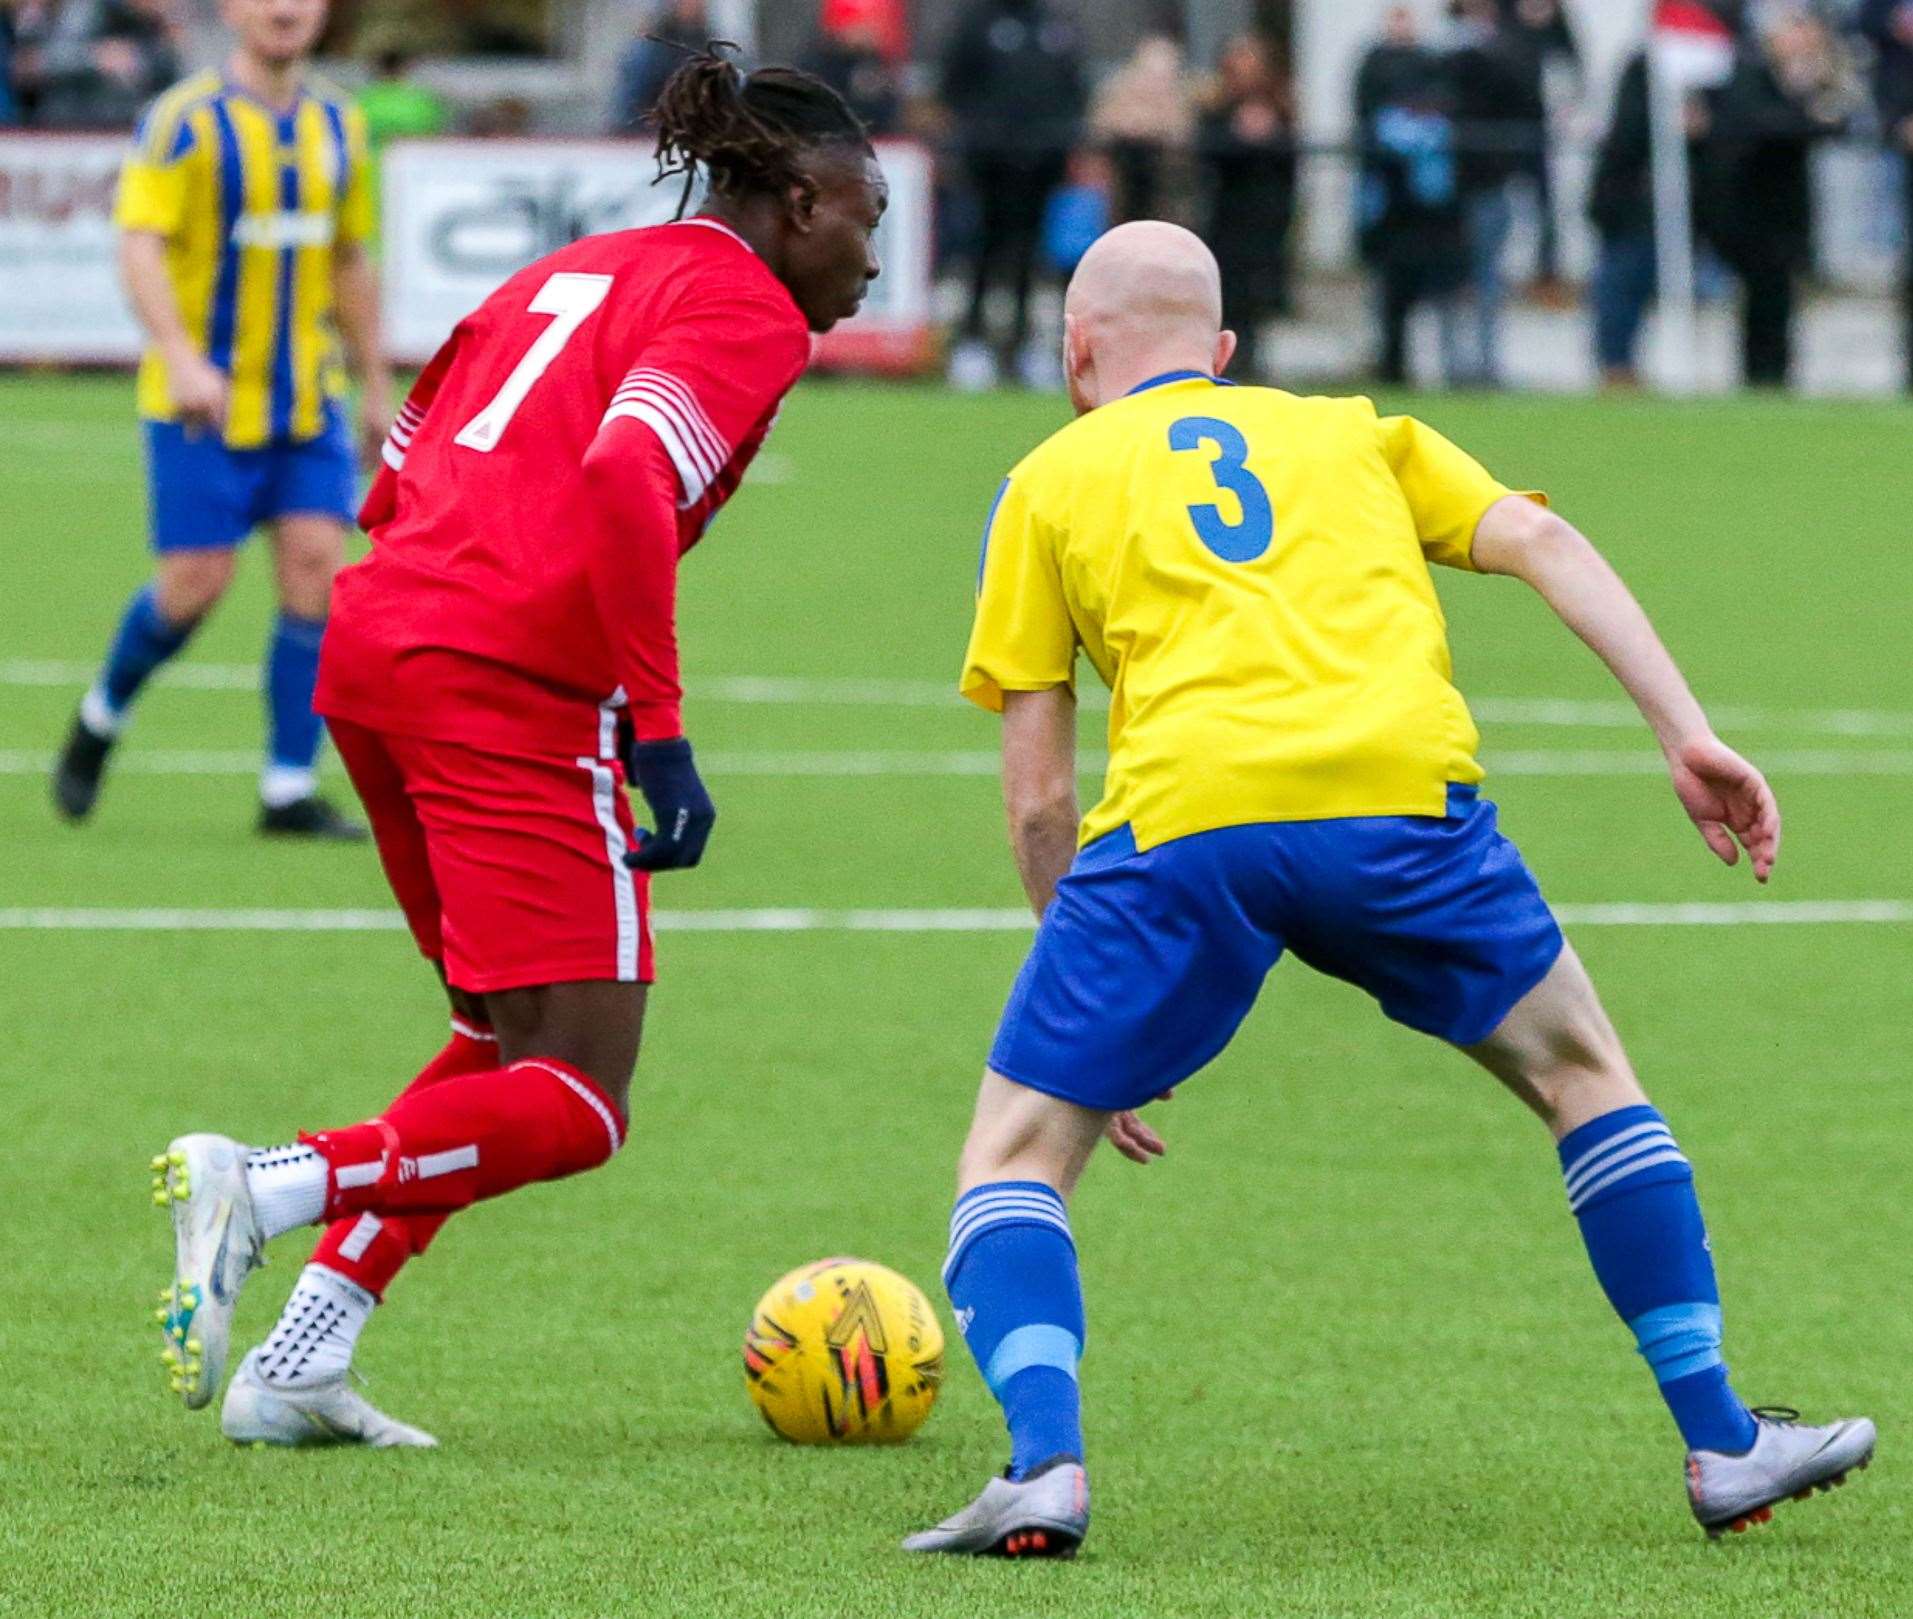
[622,736,716,872]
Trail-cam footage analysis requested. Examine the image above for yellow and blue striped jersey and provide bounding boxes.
[116,70,373,448]
[961,372,1544,850]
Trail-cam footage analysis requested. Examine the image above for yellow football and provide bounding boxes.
[743,1257,945,1444]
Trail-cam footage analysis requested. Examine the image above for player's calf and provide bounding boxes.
[911,1073,1106,1555]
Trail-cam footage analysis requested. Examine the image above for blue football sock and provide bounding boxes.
[1559,1104,1757,1455]
[944,1180,1085,1480]
[91,584,197,731]
[263,610,327,790]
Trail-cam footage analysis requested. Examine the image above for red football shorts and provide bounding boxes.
[330,719,656,993]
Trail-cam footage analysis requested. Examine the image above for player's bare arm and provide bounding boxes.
[1000,686,1079,917]
[999,686,1166,1166]
[118,230,226,433]
[333,240,394,465]
[1471,495,1781,882]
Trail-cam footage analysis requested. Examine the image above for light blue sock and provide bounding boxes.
[944,1180,1085,1480]
[1559,1104,1756,1455]
[263,611,326,792]
[90,584,197,731]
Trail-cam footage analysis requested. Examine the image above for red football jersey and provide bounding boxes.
[317,218,811,757]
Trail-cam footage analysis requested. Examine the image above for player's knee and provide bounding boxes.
[154,552,235,622]
[274,523,345,617]
[957,1072,1094,1196]
[277,551,340,617]
[1522,1010,1634,1125]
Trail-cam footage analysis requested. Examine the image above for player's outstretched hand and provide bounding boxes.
[1667,733,1780,883]
[1105,1089,1174,1165]
[622,736,716,872]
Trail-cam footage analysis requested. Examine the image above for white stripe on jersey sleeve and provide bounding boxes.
[610,381,724,477]
[626,370,728,467]
[601,398,710,508]
[600,367,734,493]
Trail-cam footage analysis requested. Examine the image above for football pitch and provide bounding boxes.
[2,374,1909,1618]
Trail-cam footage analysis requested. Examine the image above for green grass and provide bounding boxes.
[1,374,1910,1617]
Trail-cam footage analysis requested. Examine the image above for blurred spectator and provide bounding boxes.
[1089,26,1195,225]
[1696,7,1861,385]
[1860,0,1913,390]
[12,0,180,129]
[1445,0,1530,387]
[1043,148,1111,276]
[941,0,1085,391]
[356,43,449,156]
[1498,0,1581,295]
[1,6,19,126]
[359,0,549,59]
[1356,7,1468,385]
[803,19,902,136]
[613,0,706,134]
[1356,4,1435,126]
[1198,32,1297,381]
[822,0,908,66]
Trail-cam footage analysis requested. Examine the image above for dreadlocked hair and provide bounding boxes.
[653,44,871,212]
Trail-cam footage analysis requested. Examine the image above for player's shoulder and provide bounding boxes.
[131,69,222,161]
[303,73,366,132]
[1003,408,1099,495]
[1230,384,1382,427]
[561,222,801,316]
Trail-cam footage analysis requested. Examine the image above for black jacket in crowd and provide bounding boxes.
[1859,0,1913,133]
[1695,46,1849,272]
[940,0,1085,161]
[1587,52,1655,241]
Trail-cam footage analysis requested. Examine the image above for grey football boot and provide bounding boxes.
[903,1462,1089,1558]
[221,1350,438,1449]
[1687,1407,1876,1537]
[150,1133,265,1409]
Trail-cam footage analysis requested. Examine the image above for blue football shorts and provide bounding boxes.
[990,786,1565,1113]
[143,404,356,552]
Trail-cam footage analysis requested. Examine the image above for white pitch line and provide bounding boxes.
[4,747,1912,780]
[0,901,1905,934]
[4,660,1912,737]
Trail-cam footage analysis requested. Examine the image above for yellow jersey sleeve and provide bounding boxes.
[336,104,374,246]
[1378,413,1544,571]
[960,473,1077,713]
[114,106,195,237]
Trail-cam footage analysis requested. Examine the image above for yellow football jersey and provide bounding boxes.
[116,71,373,448]
[961,371,1543,850]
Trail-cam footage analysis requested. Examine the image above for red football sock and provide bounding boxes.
[308,1019,498,1298]
[304,1056,625,1222]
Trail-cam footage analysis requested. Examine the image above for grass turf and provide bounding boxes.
[1,375,1910,1617]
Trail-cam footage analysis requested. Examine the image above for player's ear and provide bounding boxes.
[1215,328,1239,379]
[1064,314,1095,414]
[786,176,821,233]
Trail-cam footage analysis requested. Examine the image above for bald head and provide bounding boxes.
[1062,222,1236,413]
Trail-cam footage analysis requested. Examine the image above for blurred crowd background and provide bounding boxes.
[1,0,1908,394]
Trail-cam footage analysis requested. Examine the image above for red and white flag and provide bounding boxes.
[1652,0,1737,89]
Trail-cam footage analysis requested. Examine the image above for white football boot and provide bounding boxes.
[1687,1407,1876,1536]
[149,1133,264,1409]
[903,1462,1089,1558]
[222,1350,438,1449]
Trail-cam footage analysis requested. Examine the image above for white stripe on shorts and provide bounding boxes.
[576,756,639,982]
